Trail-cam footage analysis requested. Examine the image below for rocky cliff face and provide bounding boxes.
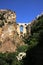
[0,9,24,53]
[0,9,16,24]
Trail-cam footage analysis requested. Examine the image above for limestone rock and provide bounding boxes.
[0,9,24,53]
[0,9,16,26]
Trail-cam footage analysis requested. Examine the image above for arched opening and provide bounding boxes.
[20,25,23,32]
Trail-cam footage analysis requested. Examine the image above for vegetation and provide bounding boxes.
[0,52,23,65]
[23,15,43,48]
[17,45,28,52]
[23,15,43,65]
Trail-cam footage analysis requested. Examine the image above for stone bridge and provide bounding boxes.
[17,23,31,37]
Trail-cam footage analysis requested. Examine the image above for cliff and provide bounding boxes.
[0,9,24,53]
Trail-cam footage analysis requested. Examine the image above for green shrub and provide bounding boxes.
[17,45,28,52]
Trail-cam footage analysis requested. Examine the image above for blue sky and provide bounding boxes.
[0,0,43,23]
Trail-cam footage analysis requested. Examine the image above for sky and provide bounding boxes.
[0,0,43,23]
